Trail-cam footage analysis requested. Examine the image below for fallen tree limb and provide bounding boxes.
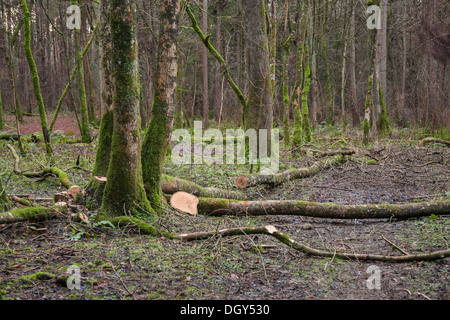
[161,175,245,200]
[0,204,67,224]
[419,137,450,147]
[191,197,450,219]
[307,149,357,158]
[6,143,21,174]
[23,168,74,189]
[173,225,450,262]
[236,155,349,188]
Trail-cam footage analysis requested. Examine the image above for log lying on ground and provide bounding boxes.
[307,149,357,158]
[0,203,67,224]
[236,155,349,188]
[173,225,450,262]
[419,137,450,147]
[192,196,450,219]
[161,174,245,200]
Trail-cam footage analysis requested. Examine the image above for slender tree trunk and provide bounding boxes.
[201,0,209,125]
[0,87,4,130]
[85,0,114,207]
[0,176,11,213]
[213,0,224,122]
[21,0,52,155]
[242,0,272,135]
[142,0,181,210]
[101,0,152,217]
[374,0,389,134]
[349,0,358,127]
[322,0,333,126]
[72,0,91,143]
[309,1,318,126]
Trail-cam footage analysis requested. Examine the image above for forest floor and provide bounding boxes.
[0,116,449,300]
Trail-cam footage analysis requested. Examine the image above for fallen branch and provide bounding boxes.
[0,204,67,224]
[308,149,357,158]
[419,137,450,147]
[173,225,450,262]
[23,168,74,189]
[236,155,349,188]
[190,196,450,219]
[161,175,245,200]
[6,143,21,174]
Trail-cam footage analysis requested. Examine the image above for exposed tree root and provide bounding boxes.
[235,155,349,188]
[419,137,450,147]
[192,197,450,219]
[173,225,450,262]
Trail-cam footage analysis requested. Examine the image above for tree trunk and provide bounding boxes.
[242,0,272,132]
[21,0,52,155]
[101,0,152,218]
[0,86,4,130]
[374,0,388,134]
[85,0,114,207]
[72,0,91,143]
[142,0,181,210]
[213,0,224,122]
[0,176,11,213]
[349,0,358,127]
[201,0,209,126]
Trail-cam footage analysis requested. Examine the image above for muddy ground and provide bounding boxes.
[0,118,449,301]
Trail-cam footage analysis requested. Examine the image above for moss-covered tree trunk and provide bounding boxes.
[281,37,291,145]
[21,0,51,155]
[101,0,152,217]
[0,176,11,213]
[141,0,181,210]
[0,87,5,130]
[302,63,312,142]
[85,0,113,207]
[72,0,91,143]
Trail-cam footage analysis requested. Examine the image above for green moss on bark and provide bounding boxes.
[21,0,51,155]
[377,82,392,136]
[0,88,4,130]
[101,0,153,218]
[0,176,11,213]
[302,65,312,142]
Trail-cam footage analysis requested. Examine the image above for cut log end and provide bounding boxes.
[236,175,248,189]
[67,186,82,199]
[170,192,199,216]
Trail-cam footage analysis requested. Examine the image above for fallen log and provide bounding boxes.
[190,196,450,219]
[307,149,357,158]
[161,174,245,200]
[173,225,450,262]
[236,155,349,188]
[0,203,67,224]
[419,137,450,147]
